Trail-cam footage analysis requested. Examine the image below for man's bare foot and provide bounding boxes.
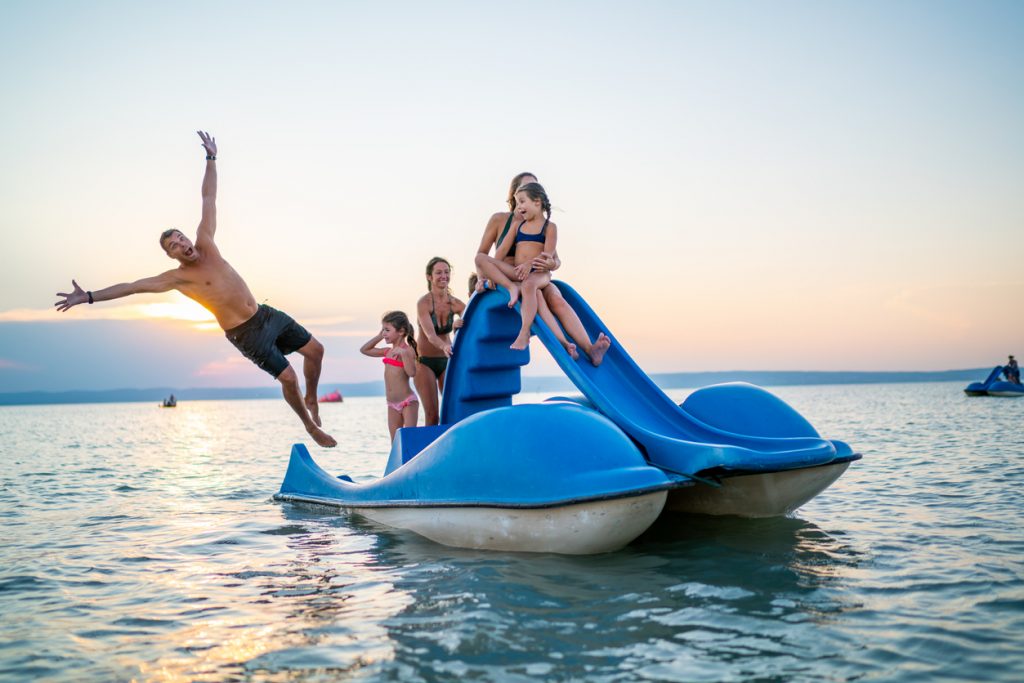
[304,397,322,427]
[510,334,530,351]
[507,284,520,308]
[565,342,579,360]
[590,333,611,366]
[307,425,337,448]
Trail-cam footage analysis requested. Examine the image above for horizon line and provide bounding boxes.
[0,367,991,407]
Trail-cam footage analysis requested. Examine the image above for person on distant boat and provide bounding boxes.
[54,131,337,448]
[361,311,419,440]
[1006,355,1020,384]
[414,257,466,425]
[473,172,609,365]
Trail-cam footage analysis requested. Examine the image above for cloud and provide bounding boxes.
[3,306,352,333]
[302,315,356,327]
[883,281,1023,336]
[194,355,259,378]
[2,297,218,330]
[316,328,381,338]
[0,357,33,371]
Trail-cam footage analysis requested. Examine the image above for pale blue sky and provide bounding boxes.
[1,1,1022,392]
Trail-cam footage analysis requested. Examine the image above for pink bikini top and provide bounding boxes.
[383,356,404,368]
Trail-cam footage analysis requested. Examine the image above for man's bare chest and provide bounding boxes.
[180,259,242,292]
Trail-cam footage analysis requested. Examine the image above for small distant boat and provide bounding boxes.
[965,367,1023,398]
[160,395,177,408]
[319,390,343,403]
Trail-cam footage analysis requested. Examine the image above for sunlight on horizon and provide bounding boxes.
[2,1,1023,392]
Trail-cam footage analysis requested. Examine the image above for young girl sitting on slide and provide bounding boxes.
[476,182,558,352]
[360,311,420,441]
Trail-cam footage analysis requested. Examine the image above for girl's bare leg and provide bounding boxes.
[543,285,611,366]
[474,253,523,307]
[387,406,403,441]
[589,333,611,366]
[511,273,550,350]
[536,291,577,359]
[402,401,419,429]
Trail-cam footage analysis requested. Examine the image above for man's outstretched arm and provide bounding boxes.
[196,130,218,246]
[54,273,179,312]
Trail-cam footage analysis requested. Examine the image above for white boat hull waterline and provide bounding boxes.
[278,490,668,555]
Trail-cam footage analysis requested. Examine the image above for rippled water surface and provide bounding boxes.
[2,382,1023,681]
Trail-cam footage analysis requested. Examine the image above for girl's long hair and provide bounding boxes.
[382,310,418,356]
[507,172,537,210]
[515,182,551,217]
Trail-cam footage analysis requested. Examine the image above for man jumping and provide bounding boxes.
[55,131,337,448]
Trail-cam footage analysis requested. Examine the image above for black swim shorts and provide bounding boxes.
[224,305,312,379]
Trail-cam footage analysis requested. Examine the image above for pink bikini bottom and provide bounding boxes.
[387,394,419,412]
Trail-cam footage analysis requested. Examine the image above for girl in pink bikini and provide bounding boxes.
[360,311,420,440]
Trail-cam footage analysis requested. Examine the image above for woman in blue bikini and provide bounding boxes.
[360,311,420,441]
[474,175,609,363]
[414,257,466,425]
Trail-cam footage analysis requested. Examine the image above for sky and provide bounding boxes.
[1,0,1022,393]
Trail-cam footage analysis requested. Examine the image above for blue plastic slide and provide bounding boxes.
[443,282,848,479]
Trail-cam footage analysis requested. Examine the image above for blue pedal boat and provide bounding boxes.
[275,282,860,553]
[965,366,1024,397]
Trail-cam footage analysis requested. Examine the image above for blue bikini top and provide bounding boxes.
[514,218,548,245]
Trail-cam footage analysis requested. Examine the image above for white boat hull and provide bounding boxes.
[665,462,851,518]
[281,491,667,554]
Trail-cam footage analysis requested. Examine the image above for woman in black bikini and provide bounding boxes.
[414,257,466,425]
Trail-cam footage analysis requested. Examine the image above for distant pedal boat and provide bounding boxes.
[965,366,1023,397]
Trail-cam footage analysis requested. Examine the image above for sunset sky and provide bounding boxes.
[1,1,1022,393]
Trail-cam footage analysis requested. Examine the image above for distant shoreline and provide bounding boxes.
[0,369,988,406]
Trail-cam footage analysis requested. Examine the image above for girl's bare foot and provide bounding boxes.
[510,334,530,351]
[565,342,579,360]
[304,397,322,427]
[307,425,337,448]
[590,333,611,366]
[507,284,520,308]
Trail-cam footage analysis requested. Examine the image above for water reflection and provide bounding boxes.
[247,504,865,681]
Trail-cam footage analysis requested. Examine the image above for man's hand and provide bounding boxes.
[55,280,88,312]
[198,130,217,157]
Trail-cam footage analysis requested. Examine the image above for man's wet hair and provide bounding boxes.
[159,228,182,251]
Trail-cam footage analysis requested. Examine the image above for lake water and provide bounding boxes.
[1,381,1022,682]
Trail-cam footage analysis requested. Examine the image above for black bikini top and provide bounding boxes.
[496,213,517,259]
[430,294,454,336]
